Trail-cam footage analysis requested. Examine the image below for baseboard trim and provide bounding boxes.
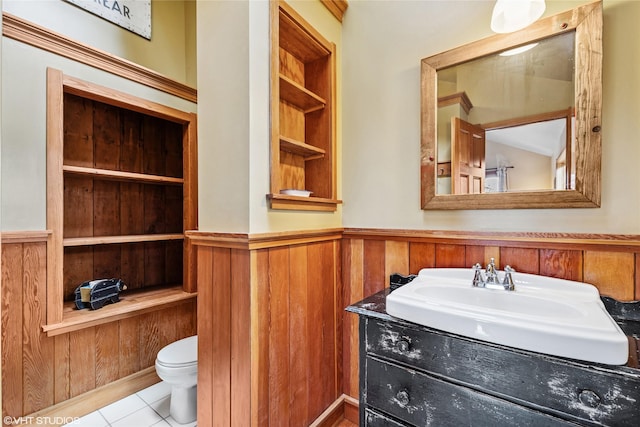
[26,367,160,426]
[343,394,360,424]
[310,394,360,427]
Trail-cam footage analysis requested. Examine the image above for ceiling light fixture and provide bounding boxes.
[491,0,546,33]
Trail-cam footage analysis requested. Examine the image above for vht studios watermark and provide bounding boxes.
[4,416,79,425]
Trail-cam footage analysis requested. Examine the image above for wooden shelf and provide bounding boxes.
[63,165,184,185]
[270,2,337,211]
[279,11,329,63]
[46,68,198,327]
[43,285,196,337]
[267,193,341,212]
[279,136,325,159]
[63,234,184,247]
[279,74,326,113]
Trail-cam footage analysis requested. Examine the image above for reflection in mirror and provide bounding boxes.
[421,0,602,210]
[436,31,575,195]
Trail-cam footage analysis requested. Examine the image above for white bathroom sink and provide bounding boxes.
[386,268,629,365]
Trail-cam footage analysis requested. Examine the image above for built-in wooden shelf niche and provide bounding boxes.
[268,1,341,211]
[45,68,197,335]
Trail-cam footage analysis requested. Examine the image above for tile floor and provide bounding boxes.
[65,381,196,427]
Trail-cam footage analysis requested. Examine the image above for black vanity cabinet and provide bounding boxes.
[347,290,640,427]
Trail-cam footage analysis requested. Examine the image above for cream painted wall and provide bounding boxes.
[196,0,251,232]
[342,0,640,233]
[1,21,196,231]
[2,0,196,87]
[196,0,342,233]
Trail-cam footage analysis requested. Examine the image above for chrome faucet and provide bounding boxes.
[472,258,515,291]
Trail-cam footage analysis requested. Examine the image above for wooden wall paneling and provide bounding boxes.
[584,251,635,301]
[144,242,165,288]
[636,253,640,300]
[175,300,197,338]
[93,184,121,303]
[384,241,409,288]
[121,242,145,291]
[69,327,97,397]
[165,122,184,178]
[95,322,120,387]
[197,246,214,426]
[539,249,583,281]
[279,103,305,142]
[165,186,184,233]
[160,306,180,348]
[120,183,144,234]
[484,246,500,268]
[363,240,385,299]
[139,311,159,369]
[305,59,333,199]
[465,245,487,268]
[139,309,177,370]
[230,250,250,426]
[118,317,141,378]
[280,49,305,84]
[142,116,165,176]
[289,245,309,425]
[63,247,93,300]
[409,242,435,273]
[2,243,24,418]
[500,247,539,273]
[63,94,94,167]
[318,241,338,409]
[54,335,71,404]
[253,249,271,427]
[333,240,344,402]
[342,239,362,400]
[268,247,290,424]
[93,102,121,170]
[435,244,466,268]
[212,247,232,425]
[22,242,54,414]
[121,109,144,173]
[279,150,306,191]
[93,245,121,285]
[63,176,94,238]
[144,185,166,234]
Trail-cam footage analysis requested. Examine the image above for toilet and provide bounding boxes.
[155,335,198,424]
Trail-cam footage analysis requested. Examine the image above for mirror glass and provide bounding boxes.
[436,32,575,195]
[421,1,602,210]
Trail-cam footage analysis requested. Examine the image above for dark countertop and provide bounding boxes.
[346,288,640,375]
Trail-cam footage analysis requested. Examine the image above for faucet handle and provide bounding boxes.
[503,265,515,289]
[472,263,483,287]
[485,258,498,283]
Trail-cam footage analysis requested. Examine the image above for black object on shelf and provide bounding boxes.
[74,278,127,310]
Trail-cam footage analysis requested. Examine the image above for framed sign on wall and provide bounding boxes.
[64,0,151,40]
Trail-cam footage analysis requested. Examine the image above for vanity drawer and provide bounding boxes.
[366,356,574,426]
[364,408,405,427]
[366,319,640,425]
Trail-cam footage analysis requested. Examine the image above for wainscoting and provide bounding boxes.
[1,231,197,421]
[190,229,343,427]
[4,228,640,426]
[341,229,640,401]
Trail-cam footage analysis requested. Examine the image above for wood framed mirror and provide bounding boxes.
[421,0,602,209]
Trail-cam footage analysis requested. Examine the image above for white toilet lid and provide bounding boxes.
[157,335,197,368]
